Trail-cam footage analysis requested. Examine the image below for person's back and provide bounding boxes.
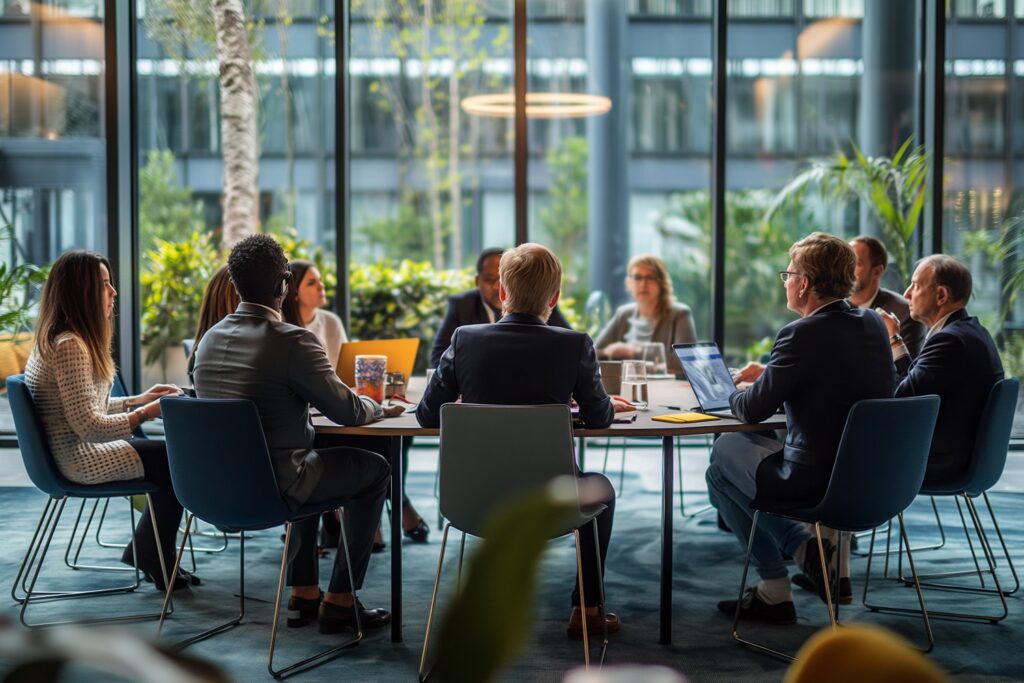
[419,313,611,428]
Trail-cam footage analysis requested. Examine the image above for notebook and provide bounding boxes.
[672,342,739,418]
[653,412,720,424]
[337,338,420,387]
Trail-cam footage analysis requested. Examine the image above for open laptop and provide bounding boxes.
[672,342,740,418]
[337,338,420,387]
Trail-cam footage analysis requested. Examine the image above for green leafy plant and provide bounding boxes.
[429,478,582,682]
[0,224,49,336]
[765,137,928,283]
[139,149,207,253]
[140,232,223,365]
[348,260,473,372]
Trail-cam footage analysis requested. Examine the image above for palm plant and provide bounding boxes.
[0,224,49,336]
[764,137,928,283]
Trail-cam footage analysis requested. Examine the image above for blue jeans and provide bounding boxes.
[706,433,810,581]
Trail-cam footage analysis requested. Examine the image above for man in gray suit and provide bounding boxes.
[193,234,403,636]
[849,235,926,358]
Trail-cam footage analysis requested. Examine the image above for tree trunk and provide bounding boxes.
[448,21,462,267]
[213,0,259,249]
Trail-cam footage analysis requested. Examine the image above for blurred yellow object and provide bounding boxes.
[0,333,34,383]
[785,625,950,683]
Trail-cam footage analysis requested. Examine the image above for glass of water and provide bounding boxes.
[621,360,649,410]
[640,341,667,375]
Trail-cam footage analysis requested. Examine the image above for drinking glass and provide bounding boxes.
[354,354,387,403]
[640,341,667,375]
[621,360,649,410]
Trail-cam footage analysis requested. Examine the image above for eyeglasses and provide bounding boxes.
[629,274,659,284]
[779,271,804,283]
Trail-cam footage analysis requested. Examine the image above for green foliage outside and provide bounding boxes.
[654,190,810,362]
[139,150,206,253]
[140,232,222,366]
[536,136,590,309]
[765,138,928,283]
[0,224,49,337]
[349,260,473,373]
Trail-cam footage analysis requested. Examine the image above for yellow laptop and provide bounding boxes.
[337,338,420,387]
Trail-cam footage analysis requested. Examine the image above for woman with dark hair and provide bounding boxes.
[284,259,429,549]
[187,264,241,380]
[281,260,347,368]
[24,250,196,590]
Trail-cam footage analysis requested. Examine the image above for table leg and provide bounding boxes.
[660,434,673,644]
[390,436,403,643]
[578,437,586,470]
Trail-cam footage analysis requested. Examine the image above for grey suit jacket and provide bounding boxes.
[871,287,926,359]
[192,302,379,507]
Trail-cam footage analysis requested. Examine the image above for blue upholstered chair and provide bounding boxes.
[420,404,608,678]
[732,395,941,660]
[866,377,1019,624]
[6,374,171,628]
[157,396,361,679]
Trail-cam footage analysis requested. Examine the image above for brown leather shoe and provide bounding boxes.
[566,606,620,640]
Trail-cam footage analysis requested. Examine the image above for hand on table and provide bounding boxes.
[382,404,407,418]
[137,383,182,404]
[602,342,637,360]
[610,397,635,413]
[734,363,765,383]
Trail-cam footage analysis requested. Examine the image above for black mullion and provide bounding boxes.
[514,0,528,246]
[711,0,727,351]
[928,0,946,255]
[334,0,350,329]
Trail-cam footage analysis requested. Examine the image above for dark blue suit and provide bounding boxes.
[706,300,896,581]
[894,309,1003,486]
[417,312,614,606]
[429,289,571,367]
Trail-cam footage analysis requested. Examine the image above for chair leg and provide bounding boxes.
[419,522,452,682]
[64,497,142,573]
[730,511,796,662]
[21,496,167,628]
[813,522,837,629]
[12,497,57,604]
[591,518,609,667]
[982,492,1019,595]
[573,529,590,671]
[855,497,946,558]
[268,510,362,679]
[456,532,467,590]
[677,437,713,520]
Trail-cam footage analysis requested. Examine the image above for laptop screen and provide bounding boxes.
[672,343,736,412]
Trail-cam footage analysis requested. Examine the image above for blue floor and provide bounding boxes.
[2,472,1023,682]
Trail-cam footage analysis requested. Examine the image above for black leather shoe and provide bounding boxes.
[287,591,323,628]
[318,599,391,634]
[793,573,852,605]
[126,558,200,592]
[403,518,430,544]
[718,588,796,625]
[799,538,836,602]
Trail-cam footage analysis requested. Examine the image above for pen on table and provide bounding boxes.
[661,404,682,411]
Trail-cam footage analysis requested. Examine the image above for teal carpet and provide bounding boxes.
[1,474,1022,682]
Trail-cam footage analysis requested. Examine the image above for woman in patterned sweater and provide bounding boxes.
[25,251,195,591]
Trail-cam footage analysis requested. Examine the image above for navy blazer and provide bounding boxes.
[429,289,571,367]
[730,300,896,511]
[417,312,614,430]
[895,308,1003,485]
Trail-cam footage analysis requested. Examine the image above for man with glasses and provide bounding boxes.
[429,247,570,367]
[708,232,895,623]
[193,234,405,636]
[881,254,1003,486]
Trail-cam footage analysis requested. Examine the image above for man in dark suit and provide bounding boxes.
[881,254,1004,486]
[193,234,404,636]
[417,243,632,640]
[849,235,926,358]
[429,247,571,367]
[709,232,896,624]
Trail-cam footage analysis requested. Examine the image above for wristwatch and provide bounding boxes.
[889,333,904,345]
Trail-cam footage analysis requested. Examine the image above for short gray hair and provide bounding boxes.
[918,254,972,303]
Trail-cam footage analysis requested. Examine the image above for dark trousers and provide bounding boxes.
[120,438,185,577]
[286,444,390,593]
[571,472,615,608]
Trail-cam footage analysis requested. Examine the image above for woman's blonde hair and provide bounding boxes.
[192,265,240,359]
[33,250,115,382]
[626,254,675,320]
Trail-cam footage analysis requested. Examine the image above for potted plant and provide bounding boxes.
[139,231,222,387]
[0,224,49,383]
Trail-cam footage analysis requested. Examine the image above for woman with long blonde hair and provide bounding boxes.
[594,254,697,374]
[25,250,195,590]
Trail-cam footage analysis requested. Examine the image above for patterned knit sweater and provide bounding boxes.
[24,334,142,484]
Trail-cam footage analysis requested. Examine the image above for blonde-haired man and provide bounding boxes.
[417,242,631,638]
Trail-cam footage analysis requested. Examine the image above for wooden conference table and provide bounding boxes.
[313,377,786,646]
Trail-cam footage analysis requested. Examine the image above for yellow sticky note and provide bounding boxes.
[652,412,720,424]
